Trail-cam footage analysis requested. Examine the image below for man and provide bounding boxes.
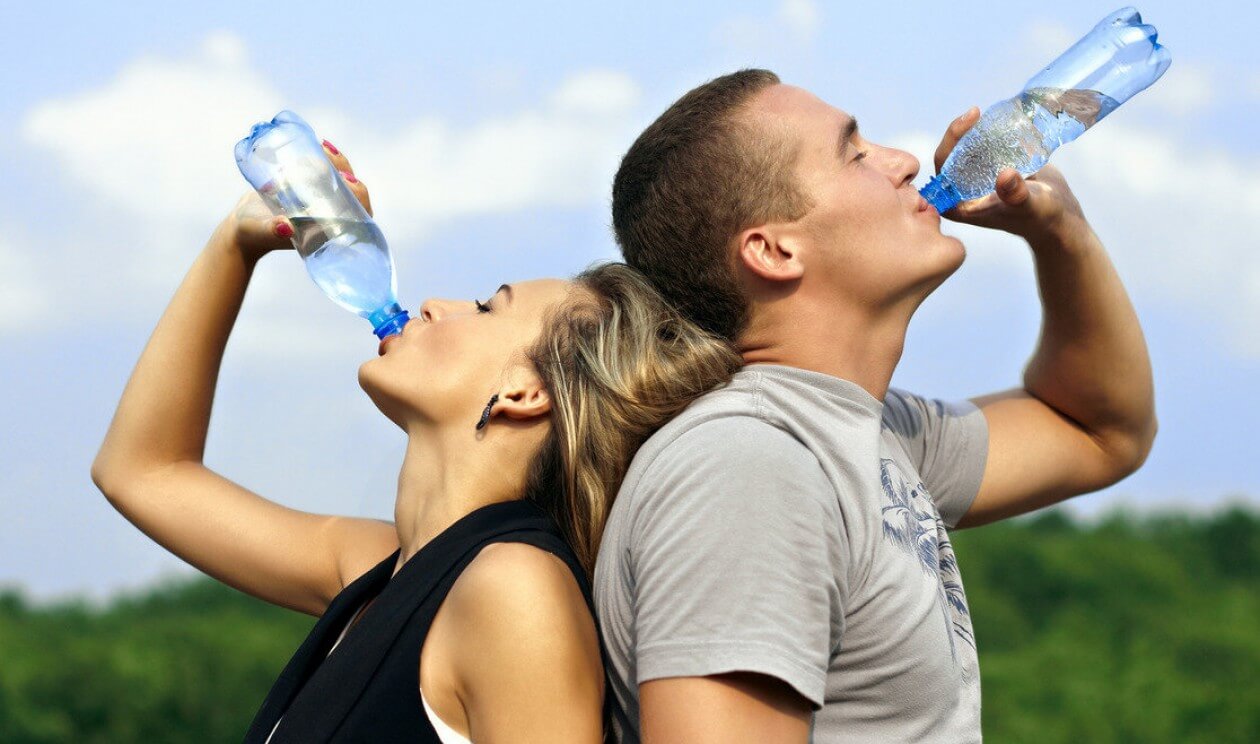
[593,69,1157,742]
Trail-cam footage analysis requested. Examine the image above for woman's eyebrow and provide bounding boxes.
[497,284,514,304]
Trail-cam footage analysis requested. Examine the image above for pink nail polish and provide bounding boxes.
[342,170,358,184]
[322,139,340,155]
[276,222,294,238]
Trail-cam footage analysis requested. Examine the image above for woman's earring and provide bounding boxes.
[476,394,499,431]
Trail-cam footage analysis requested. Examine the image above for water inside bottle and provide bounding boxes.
[289,216,397,319]
[942,87,1120,201]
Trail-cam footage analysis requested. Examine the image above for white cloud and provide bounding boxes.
[17,34,643,355]
[716,0,821,49]
[342,67,642,244]
[1019,17,1201,115]
[0,235,48,331]
[893,118,1260,359]
[1021,20,1076,61]
[1147,63,1213,113]
[780,0,820,43]
[22,35,641,244]
[551,69,641,115]
[22,33,283,228]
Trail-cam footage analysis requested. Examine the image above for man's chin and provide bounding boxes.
[916,238,968,298]
[944,234,967,266]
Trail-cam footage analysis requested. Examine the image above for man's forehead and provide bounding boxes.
[750,83,852,130]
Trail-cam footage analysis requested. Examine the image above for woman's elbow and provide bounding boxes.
[1105,414,1158,484]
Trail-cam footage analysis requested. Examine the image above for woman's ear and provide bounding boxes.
[494,373,552,424]
[737,226,805,283]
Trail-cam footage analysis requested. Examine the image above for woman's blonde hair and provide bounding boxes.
[523,262,742,577]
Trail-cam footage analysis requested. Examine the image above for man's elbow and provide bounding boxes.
[90,450,166,507]
[90,452,120,500]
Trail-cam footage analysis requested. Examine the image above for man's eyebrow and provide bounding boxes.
[837,117,859,158]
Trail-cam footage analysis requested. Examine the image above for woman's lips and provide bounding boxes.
[378,318,418,355]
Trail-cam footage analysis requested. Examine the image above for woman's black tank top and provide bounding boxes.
[243,499,604,743]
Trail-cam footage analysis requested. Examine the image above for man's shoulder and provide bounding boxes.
[881,386,984,443]
[630,372,798,472]
[618,377,829,509]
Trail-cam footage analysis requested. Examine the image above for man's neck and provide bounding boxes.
[738,300,910,403]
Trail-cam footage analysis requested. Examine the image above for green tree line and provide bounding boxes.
[1,506,1257,742]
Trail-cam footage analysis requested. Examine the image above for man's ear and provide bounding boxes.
[737,226,805,283]
[494,373,552,424]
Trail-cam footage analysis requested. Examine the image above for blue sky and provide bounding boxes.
[2,0,1257,599]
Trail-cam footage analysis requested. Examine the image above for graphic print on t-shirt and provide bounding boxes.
[878,458,975,675]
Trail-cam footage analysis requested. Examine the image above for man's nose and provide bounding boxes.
[875,145,921,188]
[893,148,921,188]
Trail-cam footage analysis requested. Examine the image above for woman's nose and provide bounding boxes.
[418,298,474,322]
[419,298,446,323]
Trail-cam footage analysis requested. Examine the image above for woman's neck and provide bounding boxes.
[391,429,529,574]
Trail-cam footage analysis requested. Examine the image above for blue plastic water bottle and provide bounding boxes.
[921,7,1171,213]
[235,111,410,339]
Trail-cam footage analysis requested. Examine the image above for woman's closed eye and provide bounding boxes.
[474,299,492,313]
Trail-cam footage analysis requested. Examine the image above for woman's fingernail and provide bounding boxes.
[276,222,294,237]
[341,170,358,184]
[322,139,340,155]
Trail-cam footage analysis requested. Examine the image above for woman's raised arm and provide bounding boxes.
[91,147,397,616]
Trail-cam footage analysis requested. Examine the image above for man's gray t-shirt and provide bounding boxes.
[593,364,990,742]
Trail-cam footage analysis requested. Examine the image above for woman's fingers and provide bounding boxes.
[934,106,979,174]
[323,140,373,217]
[322,140,353,175]
[341,171,373,217]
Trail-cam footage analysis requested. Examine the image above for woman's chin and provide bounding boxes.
[357,359,380,397]
[358,364,423,431]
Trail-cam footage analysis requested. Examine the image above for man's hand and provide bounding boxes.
[933,106,1087,246]
[932,109,1157,528]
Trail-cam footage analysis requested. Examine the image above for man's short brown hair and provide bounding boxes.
[611,69,812,342]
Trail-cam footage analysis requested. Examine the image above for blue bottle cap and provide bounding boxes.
[920,175,962,214]
[370,308,411,339]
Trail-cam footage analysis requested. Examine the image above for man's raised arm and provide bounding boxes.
[933,109,1158,528]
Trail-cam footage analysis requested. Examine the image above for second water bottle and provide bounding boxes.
[921,7,1172,213]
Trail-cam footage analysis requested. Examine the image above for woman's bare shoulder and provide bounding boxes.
[428,541,604,740]
[449,541,593,640]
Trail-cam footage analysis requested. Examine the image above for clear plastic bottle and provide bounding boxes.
[235,111,411,339]
[921,7,1172,213]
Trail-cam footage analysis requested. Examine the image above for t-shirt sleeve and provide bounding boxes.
[882,387,989,528]
[627,416,845,710]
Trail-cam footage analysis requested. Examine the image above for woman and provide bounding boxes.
[90,143,740,742]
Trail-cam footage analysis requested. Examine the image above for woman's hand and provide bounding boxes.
[92,136,398,618]
[221,140,374,263]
